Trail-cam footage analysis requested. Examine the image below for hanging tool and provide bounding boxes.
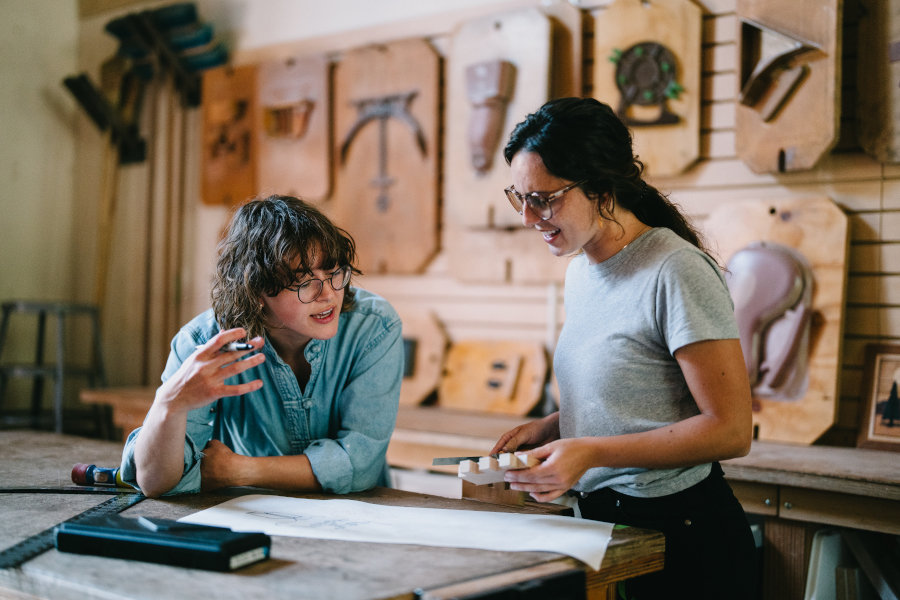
[62,3,228,380]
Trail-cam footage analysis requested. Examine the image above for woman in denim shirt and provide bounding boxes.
[120,195,404,498]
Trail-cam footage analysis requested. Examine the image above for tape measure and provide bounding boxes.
[0,492,145,569]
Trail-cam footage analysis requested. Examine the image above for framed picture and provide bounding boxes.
[858,344,900,451]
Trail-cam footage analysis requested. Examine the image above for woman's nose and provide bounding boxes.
[320,280,338,300]
[521,203,542,227]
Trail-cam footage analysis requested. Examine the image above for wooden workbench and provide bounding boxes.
[721,442,900,600]
[0,431,663,600]
[76,389,900,598]
[388,405,900,599]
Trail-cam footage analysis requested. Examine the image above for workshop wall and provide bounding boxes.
[63,0,900,446]
[0,1,84,417]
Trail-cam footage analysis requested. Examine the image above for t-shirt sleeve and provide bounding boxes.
[655,248,740,354]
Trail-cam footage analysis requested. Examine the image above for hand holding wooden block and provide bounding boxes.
[457,452,538,485]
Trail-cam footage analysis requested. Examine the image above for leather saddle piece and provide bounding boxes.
[465,60,516,174]
[726,241,814,401]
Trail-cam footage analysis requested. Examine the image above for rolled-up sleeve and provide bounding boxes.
[120,424,207,495]
[119,318,217,495]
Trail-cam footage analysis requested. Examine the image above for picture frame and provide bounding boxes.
[858,344,900,451]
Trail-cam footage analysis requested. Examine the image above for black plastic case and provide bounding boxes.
[54,515,271,571]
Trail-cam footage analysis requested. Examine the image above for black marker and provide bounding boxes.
[196,342,254,352]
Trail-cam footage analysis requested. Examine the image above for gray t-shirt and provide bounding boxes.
[555,227,739,497]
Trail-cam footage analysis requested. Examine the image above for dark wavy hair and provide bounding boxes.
[504,97,708,253]
[211,195,360,339]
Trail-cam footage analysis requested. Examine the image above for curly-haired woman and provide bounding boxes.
[121,195,404,498]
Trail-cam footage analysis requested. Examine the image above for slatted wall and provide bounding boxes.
[353,0,899,446]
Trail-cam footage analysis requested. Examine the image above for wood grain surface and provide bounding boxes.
[704,196,849,444]
[0,431,664,600]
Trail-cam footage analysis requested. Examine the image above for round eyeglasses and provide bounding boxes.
[287,267,352,303]
[504,180,586,221]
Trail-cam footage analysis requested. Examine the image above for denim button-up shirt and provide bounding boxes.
[120,288,404,495]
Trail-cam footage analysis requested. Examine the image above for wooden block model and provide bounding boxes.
[458,452,539,486]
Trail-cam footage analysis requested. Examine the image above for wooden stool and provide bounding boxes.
[0,300,106,433]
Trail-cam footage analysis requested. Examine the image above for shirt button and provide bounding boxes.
[684,519,692,526]
[579,492,588,499]
[615,499,621,507]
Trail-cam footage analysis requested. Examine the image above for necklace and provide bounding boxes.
[622,224,652,251]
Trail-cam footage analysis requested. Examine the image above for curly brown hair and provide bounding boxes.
[211,195,360,339]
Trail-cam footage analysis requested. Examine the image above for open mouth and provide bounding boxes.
[311,307,334,320]
[539,228,560,242]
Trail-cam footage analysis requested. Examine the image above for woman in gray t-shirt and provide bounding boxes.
[491,98,757,600]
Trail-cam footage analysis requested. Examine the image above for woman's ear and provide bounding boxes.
[593,192,613,219]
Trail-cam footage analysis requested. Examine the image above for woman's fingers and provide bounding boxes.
[220,377,264,398]
[529,489,567,503]
[216,351,266,379]
[196,328,246,353]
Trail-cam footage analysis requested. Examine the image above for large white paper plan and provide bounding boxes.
[178,494,613,569]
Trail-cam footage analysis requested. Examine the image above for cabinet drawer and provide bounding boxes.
[730,480,779,516]
[778,486,900,534]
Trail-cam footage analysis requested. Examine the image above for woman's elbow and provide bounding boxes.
[725,420,753,458]
[136,482,166,499]
[732,435,752,458]
[135,472,178,499]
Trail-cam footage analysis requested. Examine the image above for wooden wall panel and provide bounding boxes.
[256,54,331,202]
[83,0,896,447]
[591,0,702,176]
[702,197,849,444]
[329,38,441,275]
[350,1,899,446]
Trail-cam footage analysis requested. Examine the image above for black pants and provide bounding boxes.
[578,464,757,600]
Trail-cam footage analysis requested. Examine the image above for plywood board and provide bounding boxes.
[256,54,331,201]
[703,196,849,444]
[442,5,582,286]
[445,225,570,284]
[444,8,554,230]
[857,0,900,163]
[592,0,702,177]
[201,65,257,206]
[542,1,584,103]
[397,308,448,407]
[328,38,440,274]
[438,340,548,415]
[735,0,842,173]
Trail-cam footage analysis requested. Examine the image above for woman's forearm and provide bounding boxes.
[133,399,190,497]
